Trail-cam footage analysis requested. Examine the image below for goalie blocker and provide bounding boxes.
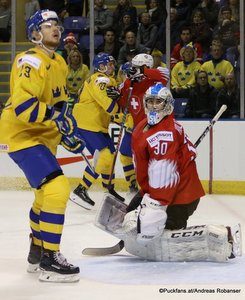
[95,195,242,262]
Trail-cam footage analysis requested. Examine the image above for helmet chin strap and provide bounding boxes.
[31,31,61,54]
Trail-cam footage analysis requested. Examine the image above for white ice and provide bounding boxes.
[0,190,245,300]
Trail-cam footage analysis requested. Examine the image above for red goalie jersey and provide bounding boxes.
[119,68,169,126]
[132,114,205,206]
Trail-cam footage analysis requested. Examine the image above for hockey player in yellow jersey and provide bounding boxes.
[0,10,85,282]
[70,52,125,209]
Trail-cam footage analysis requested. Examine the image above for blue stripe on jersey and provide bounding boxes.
[41,231,62,244]
[123,164,134,172]
[85,165,99,178]
[101,173,115,180]
[83,176,92,187]
[106,100,116,113]
[15,97,37,116]
[29,102,39,122]
[32,229,42,240]
[40,211,64,225]
[126,174,133,181]
[30,208,40,224]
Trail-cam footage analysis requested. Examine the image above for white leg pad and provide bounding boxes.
[124,225,233,262]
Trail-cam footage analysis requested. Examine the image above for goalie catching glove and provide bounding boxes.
[45,101,77,136]
[61,132,86,154]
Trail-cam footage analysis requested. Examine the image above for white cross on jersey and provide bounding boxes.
[131,97,139,110]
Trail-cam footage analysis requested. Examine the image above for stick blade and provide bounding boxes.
[82,240,124,256]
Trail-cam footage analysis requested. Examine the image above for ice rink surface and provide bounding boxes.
[0,190,245,300]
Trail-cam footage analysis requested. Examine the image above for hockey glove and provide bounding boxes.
[61,134,86,154]
[126,67,145,82]
[106,86,121,101]
[46,102,77,136]
[111,113,134,133]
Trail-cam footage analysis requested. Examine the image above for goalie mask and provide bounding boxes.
[144,83,174,126]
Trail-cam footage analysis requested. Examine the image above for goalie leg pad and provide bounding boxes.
[124,225,233,262]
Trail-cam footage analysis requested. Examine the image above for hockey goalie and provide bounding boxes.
[94,83,242,262]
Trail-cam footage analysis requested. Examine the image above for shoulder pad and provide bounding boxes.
[95,76,110,86]
[17,54,41,70]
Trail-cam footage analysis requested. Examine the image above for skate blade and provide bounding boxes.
[39,271,80,283]
[27,263,40,273]
[69,193,93,210]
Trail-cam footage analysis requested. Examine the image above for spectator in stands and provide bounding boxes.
[145,0,165,10]
[170,7,187,51]
[218,0,240,23]
[146,0,167,28]
[96,28,122,61]
[171,43,201,98]
[151,48,166,68]
[25,0,40,21]
[113,0,137,28]
[60,32,79,62]
[66,48,90,107]
[86,0,113,34]
[115,11,136,44]
[137,12,158,49]
[39,0,67,20]
[171,0,191,22]
[185,70,218,118]
[216,72,240,118]
[66,0,84,17]
[117,30,148,65]
[201,43,234,90]
[0,0,11,42]
[203,36,224,62]
[213,6,239,51]
[196,0,219,29]
[190,8,213,55]
[171,26,203,69]
[226,42,240,87]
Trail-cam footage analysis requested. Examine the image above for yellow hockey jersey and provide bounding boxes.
[0,47,68,154]
[73,72,119,133]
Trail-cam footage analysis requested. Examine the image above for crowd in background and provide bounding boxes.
[0,0,241,118]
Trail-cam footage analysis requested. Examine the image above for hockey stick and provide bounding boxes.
[82,104,227,256]
[107,85,134,190]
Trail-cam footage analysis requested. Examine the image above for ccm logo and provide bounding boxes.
[171,230,204,238]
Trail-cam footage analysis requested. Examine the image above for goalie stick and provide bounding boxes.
[82,104,227,256]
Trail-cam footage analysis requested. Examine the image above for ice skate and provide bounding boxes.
[27,233,42,273]
[39,250,80,283]
[70,184,95,210]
